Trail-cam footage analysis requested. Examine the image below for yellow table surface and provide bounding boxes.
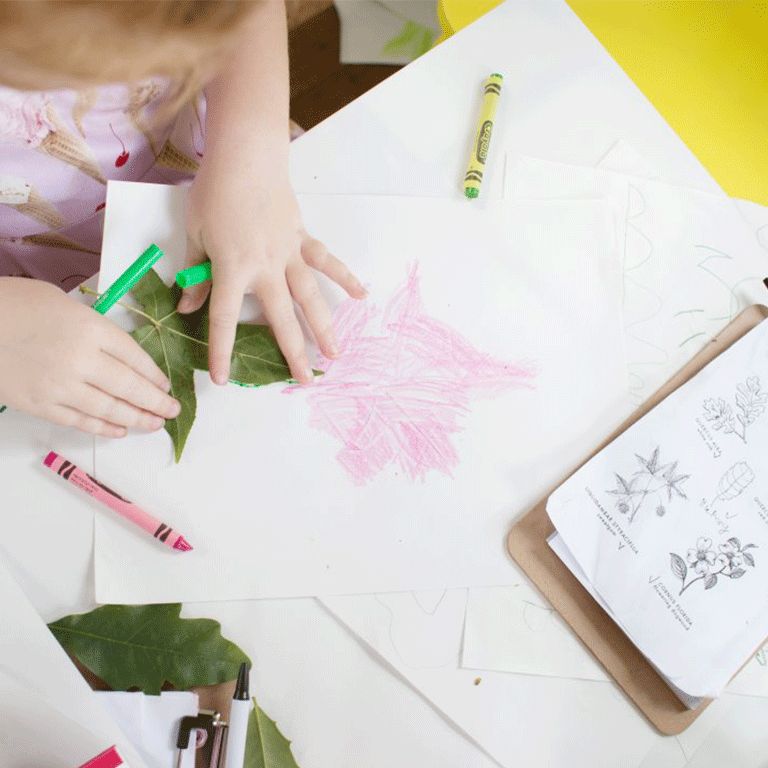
[440,0,768,205]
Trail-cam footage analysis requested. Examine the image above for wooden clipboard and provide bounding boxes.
[507,304,768,735]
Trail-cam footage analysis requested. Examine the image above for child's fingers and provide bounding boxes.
[208,268,245,385]
[178,282,211,314]
[286,262,337,359]
[70,384,165,432]
[45,404,127,439]
[256,276,313,384]
[93,356,181,420]
[177,235,211,314]
[301,234,366,299]
[101,325,171,392]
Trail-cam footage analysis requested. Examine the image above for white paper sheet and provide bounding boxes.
[0,555,145,768]
[0,407,95,620]
[0,669,118,768]
[189,596,503,768]
[683,695,768,768]
[320,591,660,768]
[634,695,732,768]
[597,140,661,181]
[92,181,628,603]
[97,692,198,768]
[461,584,609,683]
[507,156,767,403]
[548,318,768,698]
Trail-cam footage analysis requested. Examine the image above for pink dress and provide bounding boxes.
[0,81,205,291]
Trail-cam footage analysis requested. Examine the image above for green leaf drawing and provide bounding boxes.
[48,604,250,695]
[104,269,292,461]
[382,19,435,59]
[245,697,301,768]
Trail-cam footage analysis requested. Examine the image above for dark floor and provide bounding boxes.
[288,4,402,129]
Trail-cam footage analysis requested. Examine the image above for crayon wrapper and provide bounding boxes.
[464,75,503,195]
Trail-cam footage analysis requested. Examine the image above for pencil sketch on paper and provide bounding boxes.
[710,461,755,507]
[290,264,535,485]
[606,446,690,523]
[702,376,768,444]
[670,536,757,596]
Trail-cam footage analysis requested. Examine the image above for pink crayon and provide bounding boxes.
[43,451,193,552]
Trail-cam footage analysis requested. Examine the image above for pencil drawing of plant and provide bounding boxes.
[606,446,690,524]
[670,536,757,596]
[710,461,755,506]
[702,377,768,444]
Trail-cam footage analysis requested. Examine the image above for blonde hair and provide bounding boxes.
[0,1,259,103]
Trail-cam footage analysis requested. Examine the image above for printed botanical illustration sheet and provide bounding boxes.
[548,319,768,698]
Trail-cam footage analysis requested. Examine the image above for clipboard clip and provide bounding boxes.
[175,710,229,768]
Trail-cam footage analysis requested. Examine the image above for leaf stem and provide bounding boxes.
[79,284,159,326]
[679,564,727,595]
[629,479,664,523]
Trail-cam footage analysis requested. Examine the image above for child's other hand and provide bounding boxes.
[0,278,181,437]
[179,176,366,385]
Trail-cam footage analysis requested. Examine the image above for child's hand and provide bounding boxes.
[179,174,366,385]
[0,278,181,437]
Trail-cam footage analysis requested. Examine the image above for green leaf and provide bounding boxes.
[48,604,250,695]
[128,269,292,461]
[245,698,301,768]
[195,307,294,387]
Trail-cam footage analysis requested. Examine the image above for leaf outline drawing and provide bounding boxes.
[670,536,758,596]
[606,446,690,523]
[703,376,768,444]
[290,264,536,484]
[710,461,755,506]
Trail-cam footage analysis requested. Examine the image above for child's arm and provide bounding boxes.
[179,0,365,386]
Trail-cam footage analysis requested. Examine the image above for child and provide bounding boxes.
[0,0,364,438]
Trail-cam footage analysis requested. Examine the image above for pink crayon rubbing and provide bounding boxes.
[43,451,193,552]
[289,264,536,485]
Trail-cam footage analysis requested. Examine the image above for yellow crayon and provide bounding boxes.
[464,73,503,199]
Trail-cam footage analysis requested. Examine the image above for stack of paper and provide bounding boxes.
[0,554,145,768]
[547,318,768,704]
